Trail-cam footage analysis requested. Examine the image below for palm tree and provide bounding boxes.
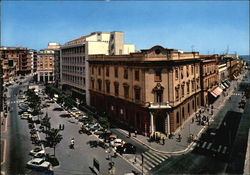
[45,128,63,156]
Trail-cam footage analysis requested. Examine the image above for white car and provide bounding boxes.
[110,138,125,147]
[21,112,33,119]
[30,147,45,156]
[26,158,51,170]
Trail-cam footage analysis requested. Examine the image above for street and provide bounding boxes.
[150,70,250,174]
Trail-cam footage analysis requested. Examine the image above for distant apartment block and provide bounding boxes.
[60,31,135,105]
[89,46,201,136]
[0,47,31,82]
[36,43,60,83]
[29,49,38,74]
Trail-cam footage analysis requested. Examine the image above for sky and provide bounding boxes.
[1,0,249,55]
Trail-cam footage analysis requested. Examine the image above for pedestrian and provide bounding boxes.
[134,130,137,137]
[62,124,65,130]
[59,124,61,130]
[162,137,165,145]
[178,133,181,142]
[192,117,194,123]
[128,131,131,138]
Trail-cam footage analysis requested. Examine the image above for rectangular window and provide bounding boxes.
[114,83,119,96]
[98,80,102,91]
[191,66,194,75]
[181,86,184,97]
[92,67,95,75]
[135,88,141,101]
[175,88,179,100]
[124,86,129,98]
[115,67,118,78]
[135,70,139,81]
[186,65,189,77]
[124,68,128,79]
[106,67,109,77]
[176,112,180,123]
[175,68,179,79]
[187,83,190,94]
[98,67,101,76]
[106,82,110,93]
[155,70,162,82]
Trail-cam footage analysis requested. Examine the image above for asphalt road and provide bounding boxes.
[151,70,250,174]
[1,76,40,175]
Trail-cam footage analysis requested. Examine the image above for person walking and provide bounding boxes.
[134,130,137,137]
[70,138,75,149]
[192,117,194,123]
[162,137,165,145]
[59,124,61,130]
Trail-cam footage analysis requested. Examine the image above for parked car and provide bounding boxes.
[26,158,51,170]
[53,107,64,111]
[21,112,33,119]
[18,95,26,100]
[110,138,125,147]
[116,143,136,154]
[30,147,45,156]
[98,131,112,141]
[33,152,47,158]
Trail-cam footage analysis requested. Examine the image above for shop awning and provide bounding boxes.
[220,84,226,89]
[210,87,223,98]
[222,82,229,88]
[225,80,231,85]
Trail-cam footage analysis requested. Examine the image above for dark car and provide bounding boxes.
[116,143,136,154]
[98,131,112,141]
[53,107,64,111]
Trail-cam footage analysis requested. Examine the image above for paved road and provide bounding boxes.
[0,76,39,175]
[151,70,250,174]
[37,90,139,175]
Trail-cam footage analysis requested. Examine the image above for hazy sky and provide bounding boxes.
[1,1,249,55]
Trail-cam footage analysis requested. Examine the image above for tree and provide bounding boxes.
[41,112,51,137]
[45,128,63,156]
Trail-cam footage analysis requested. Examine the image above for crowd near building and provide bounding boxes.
[0,31,247,136]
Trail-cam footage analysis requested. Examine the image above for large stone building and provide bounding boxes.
[200,55,221,106]
[0,47,31,82]
[89,46,201,136]
[60,31,135,105]
[36,43,60,84]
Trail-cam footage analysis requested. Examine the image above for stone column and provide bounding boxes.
[167,112,170,136]
[150,112,154,135]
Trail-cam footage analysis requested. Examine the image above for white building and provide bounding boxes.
[60,31,135,105]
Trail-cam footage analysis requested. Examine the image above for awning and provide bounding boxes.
[210,91,218,98]
[210,87,223,98]
[220,84,226,89]
[225,80,231,85]
[222,82,229,88]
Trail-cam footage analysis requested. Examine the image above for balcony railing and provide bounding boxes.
[148,102,172,109]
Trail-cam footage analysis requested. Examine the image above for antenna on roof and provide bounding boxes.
[191,45,194,52]
[226,45,229,54]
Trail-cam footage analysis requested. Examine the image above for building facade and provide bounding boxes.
[0,47,32,82]
[60,31,135,105]
[200,55,221,106]
[89,46,201,136]
[36,43,60,84]
[29,49,38,74]
[37,49,55,83]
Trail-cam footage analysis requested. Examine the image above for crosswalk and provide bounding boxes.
[195,140,229,156]
[124,150,169,173]
[232,93,242,96]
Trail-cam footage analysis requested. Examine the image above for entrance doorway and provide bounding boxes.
[155,114,165,133]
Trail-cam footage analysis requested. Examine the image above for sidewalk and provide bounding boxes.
[115,72,247,155]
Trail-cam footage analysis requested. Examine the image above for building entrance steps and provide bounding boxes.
[112,71,247,155]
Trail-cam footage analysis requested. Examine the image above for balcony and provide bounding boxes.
[147,102,172,109]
